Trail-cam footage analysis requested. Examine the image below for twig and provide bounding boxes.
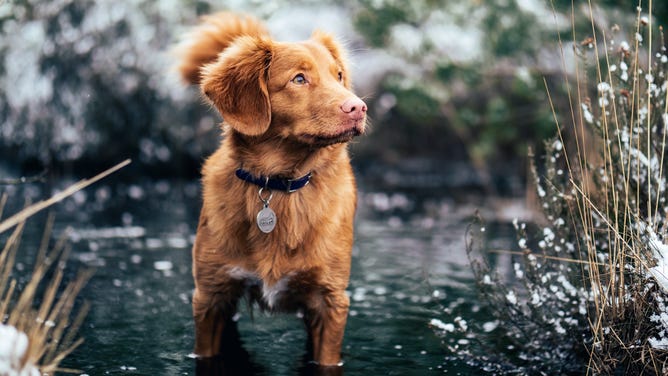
[0,170,48,185]
[0,159,131,235]
[488,249,605,266]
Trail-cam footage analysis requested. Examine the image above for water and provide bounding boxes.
[3,181,519,375]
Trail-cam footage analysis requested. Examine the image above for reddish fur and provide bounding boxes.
[176,12,367,366]
[174,12,269,85]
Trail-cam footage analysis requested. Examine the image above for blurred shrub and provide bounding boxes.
[0,0,216,177]
[2,0,666,187]
[349,0,668,192]
[347,0,563,191]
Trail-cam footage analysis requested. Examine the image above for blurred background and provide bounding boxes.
[3,0,664,195]
[2,1,667,375]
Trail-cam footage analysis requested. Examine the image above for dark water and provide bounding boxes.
[4,181,518,375]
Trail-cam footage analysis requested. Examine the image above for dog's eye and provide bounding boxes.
[291,74,307,85]
[338,71,344,82]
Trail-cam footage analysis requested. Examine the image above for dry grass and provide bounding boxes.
[548,1,668,374]
[0,159,130,374]
[454,2,668,375]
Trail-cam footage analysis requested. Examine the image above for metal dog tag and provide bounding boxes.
[256,205,277,233]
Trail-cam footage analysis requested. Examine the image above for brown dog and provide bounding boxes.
[175,12,366,367]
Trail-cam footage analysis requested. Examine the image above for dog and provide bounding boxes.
[175,12,367,367]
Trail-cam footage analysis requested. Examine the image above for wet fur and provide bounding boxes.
[175,12,366,366]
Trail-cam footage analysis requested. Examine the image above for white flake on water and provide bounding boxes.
[145,238,163,249]
[352,287,367,302]
[374,286,388,295]
[482,321,498,332]
[166,237,188,249]
[69,226,146,241]
[454,316,468,331]
[153,260,173,271]
[130,254,142,264]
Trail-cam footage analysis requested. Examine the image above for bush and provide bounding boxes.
[435,3,668,374]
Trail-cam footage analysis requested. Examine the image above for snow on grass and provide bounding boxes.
[0,324,39,376]
[429,318,455,332]
[647,228,668,294]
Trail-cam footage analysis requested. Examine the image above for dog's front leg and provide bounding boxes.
[193,286,241,357]
[305,291,350,366]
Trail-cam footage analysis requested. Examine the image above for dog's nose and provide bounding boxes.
[340,97,367,119]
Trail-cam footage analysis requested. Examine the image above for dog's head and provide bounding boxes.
[200,31,366,146]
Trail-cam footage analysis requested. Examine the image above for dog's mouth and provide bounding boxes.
[299,127,362,147]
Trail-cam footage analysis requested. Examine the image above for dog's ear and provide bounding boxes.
[200,36,273,136]
[310,30,351,89]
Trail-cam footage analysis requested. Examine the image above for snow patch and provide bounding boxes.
[0,324,39,376]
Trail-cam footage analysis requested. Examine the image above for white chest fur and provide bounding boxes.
[225,266,292,309]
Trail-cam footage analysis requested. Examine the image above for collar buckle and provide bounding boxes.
[284,173,311,193]
[235,168,312,193]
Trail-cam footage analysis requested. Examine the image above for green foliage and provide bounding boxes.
[353,1,408,47]
[383,77,442,123]
[479,0,542,58]
[435,64,481,87]
[350,0,563,185]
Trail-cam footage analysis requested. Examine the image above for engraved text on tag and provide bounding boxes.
[257,206,277,233]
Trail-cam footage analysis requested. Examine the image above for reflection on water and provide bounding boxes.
[3,182,518,375]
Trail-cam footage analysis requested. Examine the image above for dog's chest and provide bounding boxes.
[226,266,295,309]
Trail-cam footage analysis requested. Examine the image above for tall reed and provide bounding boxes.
[439,3,668,374]
[0,160,129,374]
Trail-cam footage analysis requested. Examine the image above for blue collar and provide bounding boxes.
[235,168,312,193]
